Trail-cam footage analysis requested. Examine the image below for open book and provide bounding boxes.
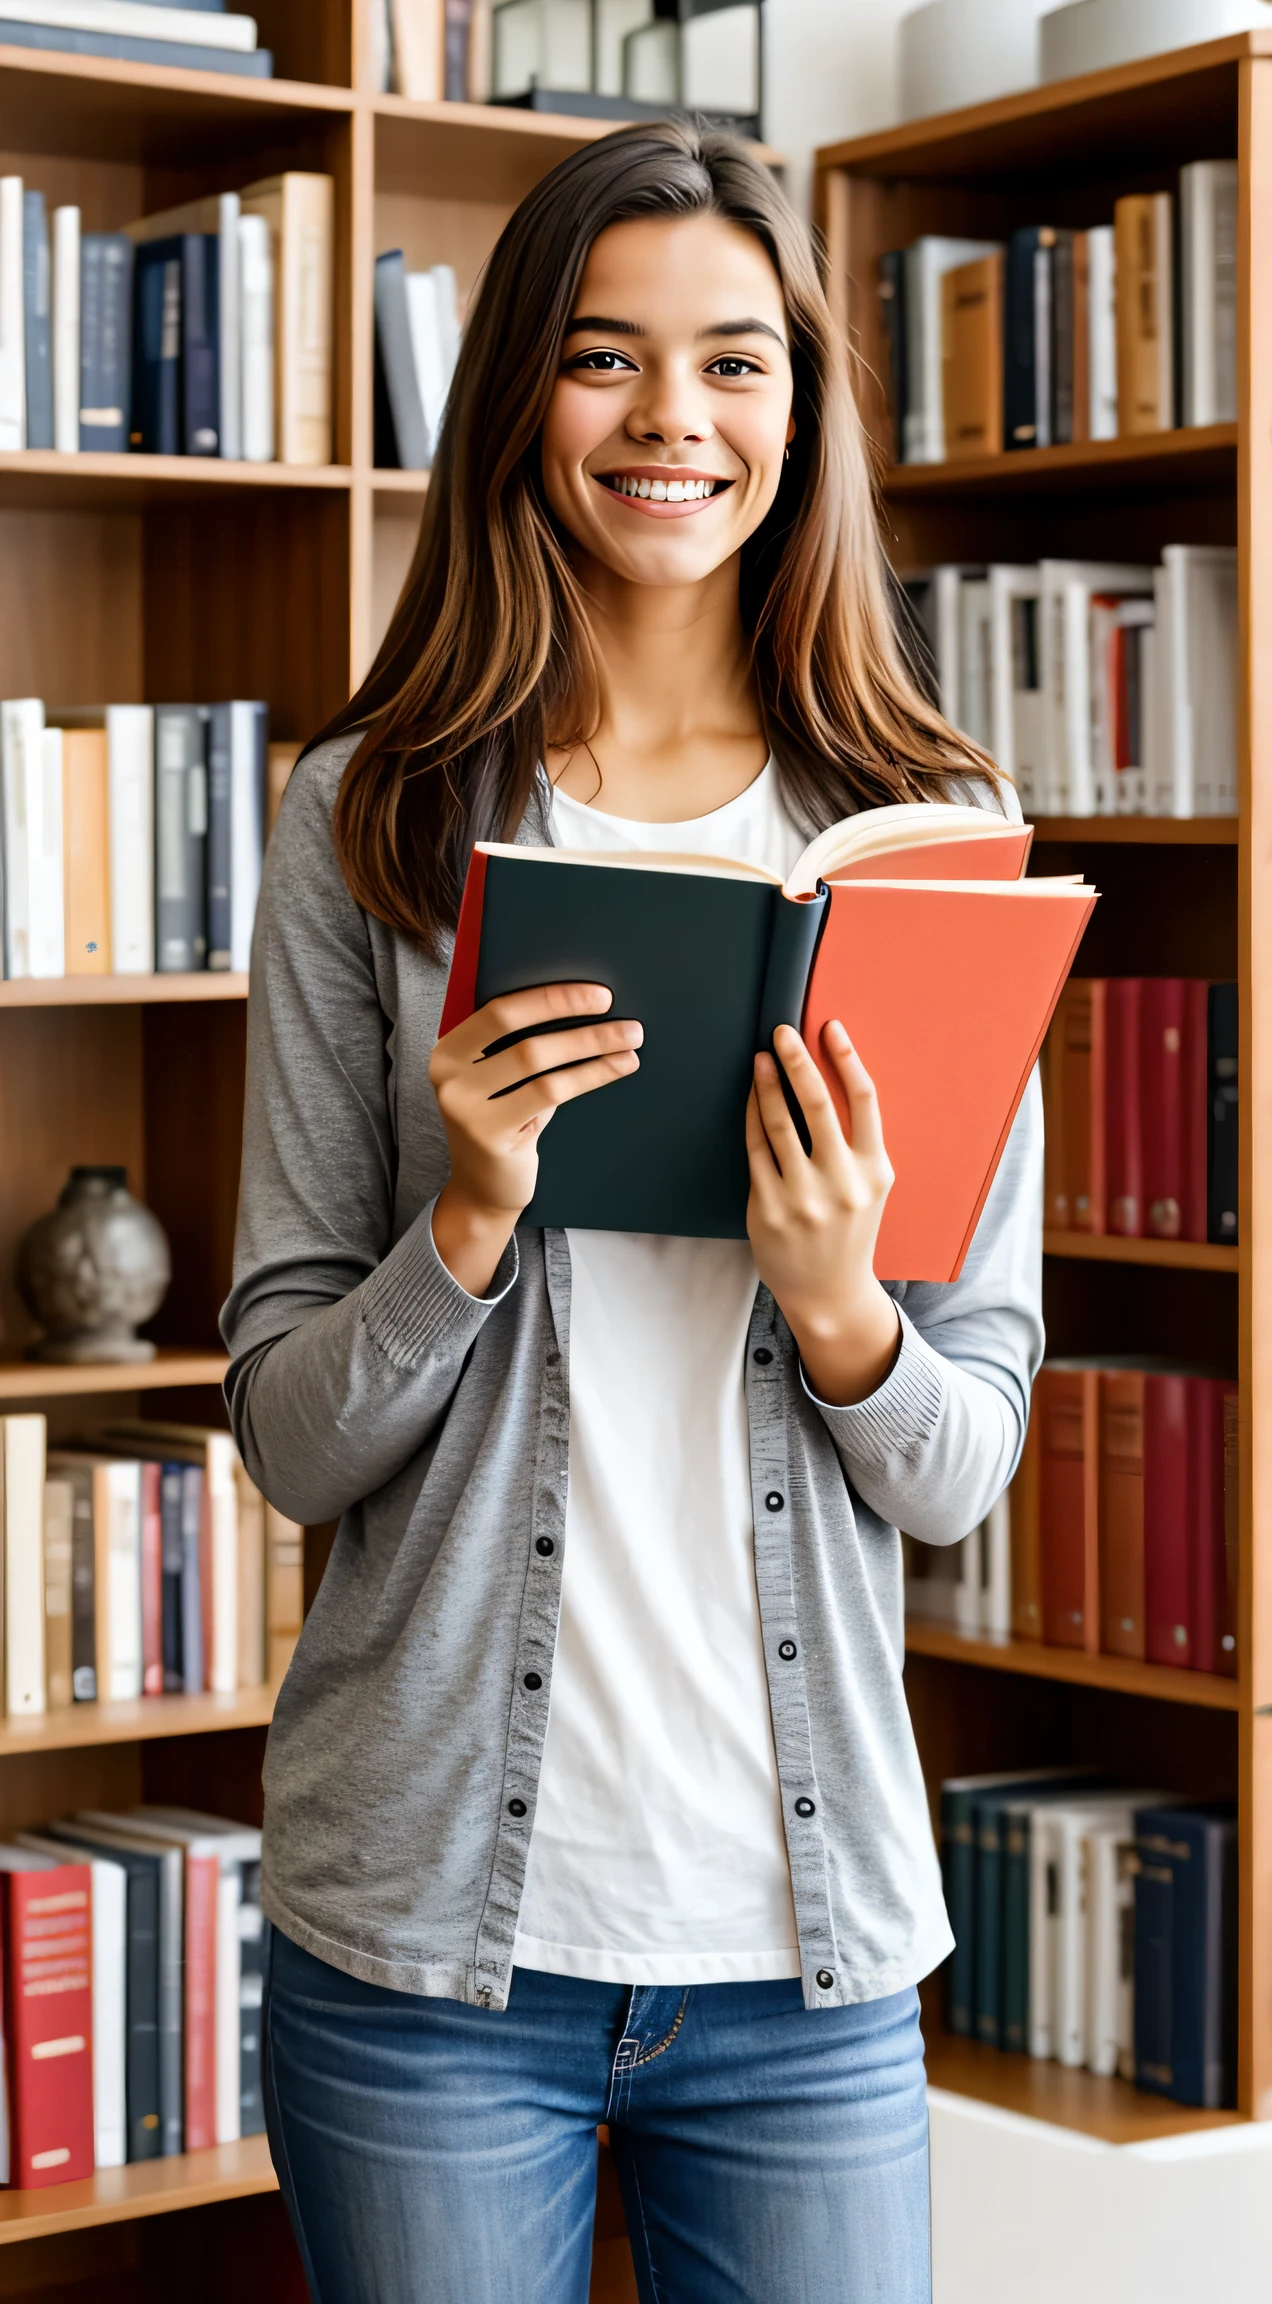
[441,803,1095,1280]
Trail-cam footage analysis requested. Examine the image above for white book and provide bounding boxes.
[429,261,461,385]
[1047,1795,1160,2066]
[1,697,46,977]
[1151,544,1239,817]
[35,725,65,975]
[988,565,1043,807]
[958,578,994,753]
[1084,1818,1138,2080]
[106,704,154,972]
[1028,1806,1059,2057]
[1039,561,1152,815]
[405,268,447,457]
[902,237,1002,464]
[218,191,242,462]
[229,700,265,972]
[980,1491,1011,1637]
[1181,160,1237,428]
[51,204,79,455]
[1087,223,1117,441]
[16,1832,128,2167]
[366,0,393,90]
[932,565,968,724]
[0,0,259,48]
[903,1524,982,1633]
[101,1459,143,1701]
[390,0,442,98]
[0,176,23,450]
[2,1414,46,1716]
[238,212,275,464]
[100,1422,240,1693]
[1090,596,1155,814]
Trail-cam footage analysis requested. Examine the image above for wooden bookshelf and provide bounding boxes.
[0,1347,229,1399]
[0,1681,279,1759]
[0,2135,279,2246]
[817,30,1271,2137]
[923,2030,1242,2145]
[0,973,247,1007]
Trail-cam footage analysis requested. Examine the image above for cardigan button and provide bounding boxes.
[753,1347,773,1365]
[508,1799,527,1818]
[535,1536,555,1556]
[778,1640,797,1661]
[523,1672,542,1690]
[765,1491,784,1512]
[795,1797,816,1818]
[816,1970,834,1991]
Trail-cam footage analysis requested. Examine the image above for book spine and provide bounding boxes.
[972,1801,1005,2044]
[1141,977,1186,1239]
[140,1460,163,1697]
[33,726,65,977]
[131,247,180,455]
[1004,229,1038,451]
[208,1441,239,1697]
[878,251,906,464]
[160,1463,184,1691]
[181,1465,205,1694]
[0,697,41,976]
[444,0,471,98]
[1032,234,1052,450]
[184,1852,219,2151]
[941,1788,976,2036]
[215,1868,241,2143]
[1207,979,1238,1245]
[229,700,267,972]
[3,1415,46,1716]
[1038,1365,1100,1652]
[235,1468,266,1689]
[154,705,208,971]
[269,175,333,466]
[1105,976,1142,1235]
[62,728,111,973]
[217,190,241,461]
[1008,1408,1042,1640]
[1051,229,1074,445]
[69,1474,96,1700]
[373,249,427,472]
[1182,976,1209,1242]
[86,1857,126,2168]
[1028,1810,1057,2057]
[265,1504,304,1682]
[51,203,79,453]
[181,232,219,454]
[1001,1811,1030,2052]
[22,188,51,449]
[1083,1828,1120,2076]
[155,1856,183,2156]
[42,1478,74,1709]
[0,21,272,72]
[105,705,154,973]
[390,0,442,100]
[123,1860,162,2159]
[238,212,274,462]
[79,232,132,452]
[206,701,233,967]
[1087,223,1117,441]
[238,1896,265,2133]
[1189,1377,1228,1679]
[104,1462,143,1701]
[1098,1370,1145,1659]
[1061,978,1106,1233]
[0,176,23,449]
[1071,229,1090,443]
[3,1867,94,2186]
[1115,193,1174,434]
[1221,1386,1240,1677]
[1144,1374,1192,1667]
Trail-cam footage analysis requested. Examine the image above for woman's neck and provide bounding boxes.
[546,553,768,822]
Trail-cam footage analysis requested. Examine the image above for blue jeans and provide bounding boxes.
[263,1930,931,2304]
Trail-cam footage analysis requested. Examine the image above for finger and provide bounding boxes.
[446,982,614,1059]
[488,1048,640,1129]
[752,1049,807,1175]
[479,1019,643,1096]
[745,1086,784,1211]
[821,1020,887,1160]
[771,1024,845,1164]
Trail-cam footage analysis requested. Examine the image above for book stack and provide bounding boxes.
[0,699,296,980]
[378,0,494,102]
[0,171,332,464]
[0,1804,266,2187]
[882,164,1236,464]
[0,0,273,80]
[1043,978,1238,1246]
[902,546,1237,817]
[373,251,462,471]
[941,1772,1236,2109]
[0,1414,303,1719]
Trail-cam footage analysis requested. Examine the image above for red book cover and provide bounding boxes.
[1191,1379,1236,1677]
[1141,979,1186,1239]
[140,1461,164,1697]
[1038,1365,1100,1652]
[1221,1389,1240,1678]
[1047,979,1106,1234]
[1182,979,1210,1244]
[1144,1373,1192,1665]
[1105,978,1143,1236]
[1,1862,94,2188]
[183,1852,219,2152]
[1098,1369,1145,1658]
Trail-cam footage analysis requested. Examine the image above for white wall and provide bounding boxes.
[764,0,910,213]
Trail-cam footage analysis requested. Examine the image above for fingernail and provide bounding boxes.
[825,1019,849,1049]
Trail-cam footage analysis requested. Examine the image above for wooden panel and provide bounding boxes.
[1041,1258,1236,1370]
[142,1004,246,1350]
[885,483,1236,575]
[0,1350,228,1401]
[0,1687,275,1760]
[1032,817,1238,844]
[0,2220,141,2300]
[0,49,351,174]
[373,188,517,309]
[0,141,141,227]
[923,2026,1242,2144]
[0,1741,142,1838]
[0,1007,144,1354]
[371,498,425,659]
[905,1623,1239,1710]
[1027,841,1237,978]
[250,0,352,92]
[138,2193,308,2304]
[0,2136,277,2246]
[0,508,142,703]
[142,1724,267,1827]
[0,977,245,1009]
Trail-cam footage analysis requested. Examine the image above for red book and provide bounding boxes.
[1046,980,1106,1233]
[1098,1369,1145,1658]
[1144,1374,1192,1665]
[1105,979,1143,1236]
[1038,1365,1100,1652]
[140,1462,164,1698]
[1221,1389,1240,1677]
[183,1852,219,2152]
[0,1855,94,2188]
[1182,979,1210,1244]
[1141,979,1186,1239]
[1191,1379,1237,1677]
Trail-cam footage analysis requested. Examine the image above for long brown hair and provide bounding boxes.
[322,120,990,954]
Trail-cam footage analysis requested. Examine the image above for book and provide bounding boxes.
[239,210,274,461]
[1004,226,1051,452]
[180,232,218,453]
[126,1811,258,2145]
[49,1453,142,1702]
[42,1476,74,1709]
[988,565,1043,808]
[158,1462,184,1691]
[1182,976,1209,1244]
[1114,192,1174,434]
[265,1501,303,1681]
[1039,560,1152,816]
[1221,1388,1240,1676]
[1208,981,1238,1245]
[140,1461,163,1697]
[2,1415,46,1716]
[1134,1802,1237,2107]
[22,188,51,449]
[1099,1369,1146,1659]
[41,1820,163,2161]
[16,1831,128,2168]
[113,1819,220,2150]
[0,176,22,449]
[154,704,208,971]
[1008,1409,1042,1640]
[107,704,155,972]
[216,190,240,461]
[1141,977,1185,1240]
[374,250,428,471]
[956,576,993,753]
[941,252,1003,460]
[238,175,333,466]
[1050,227,1075,445]
[129,1807,266,2140]
[1037,1362,1099,1652]
[407,264,459,453]
[207,701,266,969]
[62,1460,96,1700]
[0,20,272,71]
[79,232,133,451]
[180,1462,205,1694]
[390,0,443,98]
[903,236,1002,463]
[98,1424,240,1696]
[0,1850,94,2186]
[998,1775,1110,2060]
[444,0,471,95]
[1045,977,1106,1233]
[940,1766,1094,2039]
[69,1817,184,2154]
[0,2,257,47]
[1086,222,1117,441]
[1143,1373,1191,1667]
[131,240,181,454]
[1104,976,1141,1235]
[1090,597,1154,815]
[878,250,906,464]
[0,698,65,979]
[1191,1377,1236,1679]
[51,202,78,454]
[60,726,111,973]
[1180,160,1237,428]
[1084,1816,1138,2078]
[233,1464,266,1688]
[1151,544,1238,818]
[1070,228,1090,442]
[1048,1792,1162,2068]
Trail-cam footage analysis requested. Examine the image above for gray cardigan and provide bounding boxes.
[222,732,1044,2012]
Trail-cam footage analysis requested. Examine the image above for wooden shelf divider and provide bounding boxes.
[1042,1231,1239,1272]
[904,1619,1240,1709]
[0,974,247,1008]
[0,2136,278,2247]
[0,1682,279,1760]
[0,1348,229,1402]
[884,423,1237,497]
[923,2028,1243,2144]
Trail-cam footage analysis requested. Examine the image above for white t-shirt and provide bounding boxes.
[512,764,807,1986]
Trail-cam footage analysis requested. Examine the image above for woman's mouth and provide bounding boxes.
[592,469,735,516]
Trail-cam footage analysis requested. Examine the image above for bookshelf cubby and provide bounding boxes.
[816,26,1272,2133]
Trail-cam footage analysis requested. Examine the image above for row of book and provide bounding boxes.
[371,0,760,124]
[0,170,332,465]
[903,545,1237,819]
[0,701,300,981]
[941,1774,1236,2110]
[1044,978,1238,1246]
[0,1414,303,1719]
[1,1805,265,2189]
[0,0,272,80]
[883,162,1235,465]
[373,250,462,472]
[371,0,491,101]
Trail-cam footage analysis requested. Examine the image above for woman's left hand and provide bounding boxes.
[745,1020,901,1408]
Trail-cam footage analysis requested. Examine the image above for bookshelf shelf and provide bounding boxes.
[0,1680,277,1760]
[1030,817,1238,844]
[0,44,352,162]
[903,1620,1239,1708]
[0,2134,278,2246]
[1042,1232,1239,1272]
[0,1348,229,1401]
[923,2027,1243,2145]
[884,424,1237,499]
[372,467,431,494]
[0,972,247,1007]
[0,452,352,513]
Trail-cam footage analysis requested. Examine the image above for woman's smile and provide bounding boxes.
[593,465,735,515]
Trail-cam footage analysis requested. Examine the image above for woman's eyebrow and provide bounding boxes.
[697,319,786,345]
[563,314,645,336]
[562,315,786,345]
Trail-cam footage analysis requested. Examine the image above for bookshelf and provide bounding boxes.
[816,28,1270,2135]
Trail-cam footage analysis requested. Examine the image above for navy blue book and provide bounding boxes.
[159,1463,185,1693]
[1208,983,1238,1245]
[180,1462,205,1694]
[132,240,182,453]
[1134,1803,1237,2109]
[22,190,52,450]
[80,233,133,452]
[0,23,271,73]
[940,1769,1088,2037]
[1004,226,1050,452]
[206,703,233,968]
[181,232,219,454]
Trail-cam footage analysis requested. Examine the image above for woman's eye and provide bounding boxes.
[568,349,637,373]
[706,356,762,379]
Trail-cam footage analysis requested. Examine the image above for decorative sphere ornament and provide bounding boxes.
[17,1166,172,1364]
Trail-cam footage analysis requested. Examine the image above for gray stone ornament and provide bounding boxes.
[17,1166,172,1364]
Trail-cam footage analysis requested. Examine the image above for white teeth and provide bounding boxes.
[666,480,685,501]
[650,479,667,500]
[605,474,720,500]
[637,477,651,497]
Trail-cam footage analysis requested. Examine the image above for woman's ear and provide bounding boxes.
[786,414,796,445]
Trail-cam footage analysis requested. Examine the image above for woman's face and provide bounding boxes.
[539,212,796,592]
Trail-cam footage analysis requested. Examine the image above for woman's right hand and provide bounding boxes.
[428,984,642,1294]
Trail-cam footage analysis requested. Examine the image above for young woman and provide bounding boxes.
[225,123,1042,2304]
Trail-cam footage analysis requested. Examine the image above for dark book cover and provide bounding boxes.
[154,705,208,971]
[939,1769,1089,2038]
[1208,981,1238,1244]
[132,242,181,454]
[67,1465,96,1701]
[976,1773,1105,2051]
[374,249,427,471]
[1050,227,1075,444]
[1134,1803,1237,2108]
[1005,226,1046,451]
[160,1462,185,1693]
[181,233,220,455]
[878,250,907,463]
[0,22,272,74]
[181,1463,205,1694]
[372,302,400,468]
[22,189,52,451]
[80,232,133,452]
[42,1828,161,2163]
[444,0,472,99]
[206,702,233,967]
[238,1867,266,2135]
